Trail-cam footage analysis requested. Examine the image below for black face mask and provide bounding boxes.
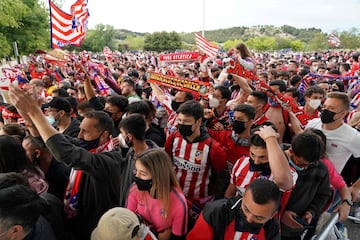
[125,135,133,148]
[134,176,152,191]
[178,124,194,137]
[249,158,270,173]
[79,137,100,150]
[236,206,264,234]
[320,109,336,124]
[232,120,247,134]
[171,101,184,112]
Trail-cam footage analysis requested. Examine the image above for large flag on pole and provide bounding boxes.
[327,33,341,47]
[195,32,219,58]
[49,0,89,49]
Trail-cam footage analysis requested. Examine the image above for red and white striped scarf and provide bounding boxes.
[64,138,113,218]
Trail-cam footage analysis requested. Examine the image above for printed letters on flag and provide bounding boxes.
[49,0,89,48]
[195,33,219,58]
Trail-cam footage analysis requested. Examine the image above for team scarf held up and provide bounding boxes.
[64,138,114,218]
[225,57,312,127]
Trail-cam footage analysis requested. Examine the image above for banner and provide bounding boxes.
[159,52,199,62]
[147,72,209,97]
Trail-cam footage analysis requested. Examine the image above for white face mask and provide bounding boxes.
[313,66,318,72]
[209,96,220,108]
[309,99,321,109]
[118,134,129,148]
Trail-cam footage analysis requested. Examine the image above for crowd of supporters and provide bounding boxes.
[0,45,360,240]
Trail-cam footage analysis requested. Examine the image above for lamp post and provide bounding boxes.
[202,0,205,37]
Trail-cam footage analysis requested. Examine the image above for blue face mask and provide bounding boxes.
[289,158,305,171]
[46,115,56,126]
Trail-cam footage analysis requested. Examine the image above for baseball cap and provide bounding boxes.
[46,97,71,113]
[91,208,141,240]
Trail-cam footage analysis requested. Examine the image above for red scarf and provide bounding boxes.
[64,138,113,218]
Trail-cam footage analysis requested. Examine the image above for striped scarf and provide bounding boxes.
[64,138,113,218]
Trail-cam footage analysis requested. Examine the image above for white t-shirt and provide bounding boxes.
[306,118,360,172]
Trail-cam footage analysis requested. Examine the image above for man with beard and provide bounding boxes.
[187,179,281,240]
[9,85,124,240]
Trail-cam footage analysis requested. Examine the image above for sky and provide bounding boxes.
[58,0,360,34]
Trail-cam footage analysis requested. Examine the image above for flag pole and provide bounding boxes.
[202,0,205,37]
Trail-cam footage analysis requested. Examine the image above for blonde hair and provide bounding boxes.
[135,149,180,218]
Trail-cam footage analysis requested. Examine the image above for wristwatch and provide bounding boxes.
[342,199,353,206]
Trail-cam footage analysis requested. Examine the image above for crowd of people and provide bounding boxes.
[0,44,360,240]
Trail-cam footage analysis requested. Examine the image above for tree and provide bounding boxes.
[0,0,49,55]
[78,24,116,52]
[223,39,243,51]
[144,31,182,52]
[290,40,305,51]
[246,36,276,51]
[339,29,360,49]
[307,32,328,51]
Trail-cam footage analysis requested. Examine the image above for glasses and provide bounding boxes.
[295,158,318,168]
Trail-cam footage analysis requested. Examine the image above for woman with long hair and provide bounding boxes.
[234,42,255,71]
[0,135,48,193]
[126,149,187,240]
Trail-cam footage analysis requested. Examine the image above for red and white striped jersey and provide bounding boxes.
[231,156,297,195]
[165,132,227,199]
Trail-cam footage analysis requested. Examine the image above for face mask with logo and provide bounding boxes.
[232,120,247,134]
[308,99,321,110]
[178,124,194,137]
[320,109,337,124]
[289,158,305,171]
[134,176,152,191]
[171,101,184,112]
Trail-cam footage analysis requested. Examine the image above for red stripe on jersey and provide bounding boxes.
[171,133,213,198]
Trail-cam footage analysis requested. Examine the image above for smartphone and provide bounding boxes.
[294,217,313,229]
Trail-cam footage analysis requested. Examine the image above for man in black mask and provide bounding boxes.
[9,81,124,240]
[188,178,281,240]
[209,104,255,170]
[224,124,296,198]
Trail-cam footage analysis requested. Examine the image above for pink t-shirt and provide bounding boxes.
[321,157,346,190]
[126,184,188,236]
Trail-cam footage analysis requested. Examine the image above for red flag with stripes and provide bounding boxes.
[49,0,89,49]
[195,33,219,58]
[327,33,341,47]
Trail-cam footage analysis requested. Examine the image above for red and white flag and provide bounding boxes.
[49,0,89,48]
[195,32,219,58]
[327,33,341,47]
